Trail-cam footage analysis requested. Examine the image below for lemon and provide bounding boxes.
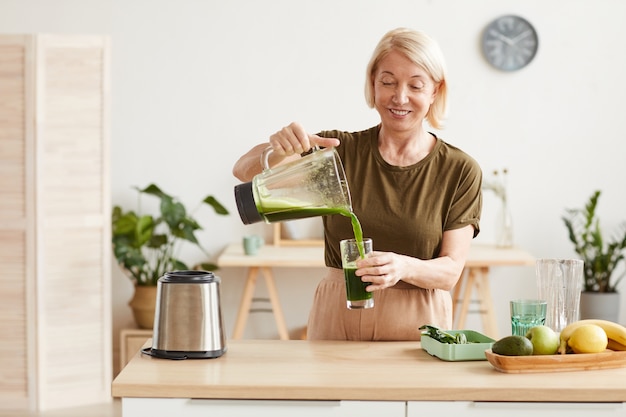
[567,324,608,353]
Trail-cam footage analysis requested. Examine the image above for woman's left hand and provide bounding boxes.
[355,251,412,291]
[352,226,475,292]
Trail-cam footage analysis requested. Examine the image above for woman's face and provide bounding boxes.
[373,50,438,134]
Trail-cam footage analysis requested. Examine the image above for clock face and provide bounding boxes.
[482,15,538,71]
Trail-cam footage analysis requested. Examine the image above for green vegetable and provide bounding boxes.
[419,324,470,344]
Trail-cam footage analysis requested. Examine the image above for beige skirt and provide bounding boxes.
[307,268,453,341]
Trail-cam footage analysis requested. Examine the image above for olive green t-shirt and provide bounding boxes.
[320,126,482,269]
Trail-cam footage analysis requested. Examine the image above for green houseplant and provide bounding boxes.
[562,190,626,321]
[562,190,626,293]
[112,184,229,328]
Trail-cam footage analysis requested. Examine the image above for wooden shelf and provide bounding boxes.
[120,329,153,370]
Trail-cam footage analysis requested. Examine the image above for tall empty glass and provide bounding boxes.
[536,259,583,333]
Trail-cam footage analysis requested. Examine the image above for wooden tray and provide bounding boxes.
[485,349,626,373]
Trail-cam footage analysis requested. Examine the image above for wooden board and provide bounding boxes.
[485,349,626,373]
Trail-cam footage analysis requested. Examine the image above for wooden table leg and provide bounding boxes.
[455,266,499,339]
[456,268,475,330]
[451,268,467,326]
[475,266,499,338]
[260,267,290,340]
[232,266,259,339]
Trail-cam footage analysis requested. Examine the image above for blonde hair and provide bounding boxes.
[364,28,448,130]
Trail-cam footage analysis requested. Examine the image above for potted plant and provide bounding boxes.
[562,190,626,321]
[112,184,229,328]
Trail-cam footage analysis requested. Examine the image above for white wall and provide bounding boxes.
[3,0,626,373]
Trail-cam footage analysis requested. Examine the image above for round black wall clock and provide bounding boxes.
[481,15,539,71]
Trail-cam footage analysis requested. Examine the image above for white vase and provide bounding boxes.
[496,197,513,248]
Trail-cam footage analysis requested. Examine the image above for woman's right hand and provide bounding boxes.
[269,122,340,157]
[233,122,340,182]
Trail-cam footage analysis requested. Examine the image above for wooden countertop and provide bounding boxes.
[112,339,626,402]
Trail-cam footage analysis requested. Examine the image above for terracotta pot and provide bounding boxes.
[128,285,158,329]
[579,291,621,322]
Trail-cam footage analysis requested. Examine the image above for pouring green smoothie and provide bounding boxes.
[257,196,365,257]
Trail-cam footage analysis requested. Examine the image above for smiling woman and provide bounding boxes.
[232,27,482,342]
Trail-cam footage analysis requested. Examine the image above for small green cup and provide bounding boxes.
[510,299,547,336]
[243,235,264,255]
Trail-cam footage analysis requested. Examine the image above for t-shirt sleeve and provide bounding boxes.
[444,156,482,238]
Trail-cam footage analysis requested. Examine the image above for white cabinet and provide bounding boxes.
[0,34,111,412]
[407,401,626,416]
[123,398,626,417]
[123,398,406,417]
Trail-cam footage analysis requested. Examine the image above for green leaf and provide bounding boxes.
[171,219,201,244]
[419,324,458,344]
[161,198,187,229]
[196,262,219,271]
[135,215,155,247]
[113,212,138,235]
[137,183,170,200]
[112,205,123,220]
[148,234,168,248]
[171,258,189,271]
[203,195,229,215]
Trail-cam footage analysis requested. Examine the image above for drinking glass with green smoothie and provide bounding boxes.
[340,238,374,309]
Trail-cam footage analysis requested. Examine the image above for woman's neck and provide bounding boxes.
[378,127,435,166]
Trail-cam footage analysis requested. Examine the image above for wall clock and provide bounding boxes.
[481,15,538,71]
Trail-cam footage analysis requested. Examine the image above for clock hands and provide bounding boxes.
[489,29,514,46]
[511,30,532,44]
[490,29,534,46]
